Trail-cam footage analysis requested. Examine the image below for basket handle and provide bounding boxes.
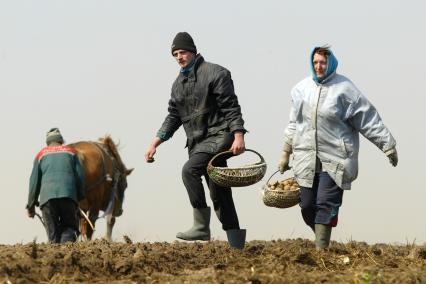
[208,148,266,168]
[266,170,280,184]
[265,168,293,184]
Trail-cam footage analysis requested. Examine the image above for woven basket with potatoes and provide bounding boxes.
[262,170,300,208]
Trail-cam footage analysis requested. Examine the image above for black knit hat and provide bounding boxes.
[46,128,64,145]
[171,32,197,55]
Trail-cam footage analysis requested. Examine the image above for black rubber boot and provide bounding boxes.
[226,229,246,250]
[176,207,211,241]
[60,228,78,243]
[315,224,332,250]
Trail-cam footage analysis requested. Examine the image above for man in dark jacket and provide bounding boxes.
[145,32,247,249]
[26,128,84,243]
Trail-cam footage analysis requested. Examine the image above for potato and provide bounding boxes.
[270,177,299,191]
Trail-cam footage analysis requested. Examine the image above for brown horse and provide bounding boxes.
[68,136,133,241]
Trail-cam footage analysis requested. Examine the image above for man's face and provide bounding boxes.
[173,49,195,68]
[313,53,328,79]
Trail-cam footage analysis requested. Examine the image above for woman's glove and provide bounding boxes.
[385,148,398,167]
[278,151,291,173]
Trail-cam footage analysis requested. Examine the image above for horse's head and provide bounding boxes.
[99,135,134,217]
[114,167,133,216]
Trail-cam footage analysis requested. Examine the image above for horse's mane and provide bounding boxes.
[98,135,128,172]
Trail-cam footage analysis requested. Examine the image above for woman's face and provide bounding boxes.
[313,53,327,79]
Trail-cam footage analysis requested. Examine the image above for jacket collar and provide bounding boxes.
[313,71,337,86]
[178,54,204,83]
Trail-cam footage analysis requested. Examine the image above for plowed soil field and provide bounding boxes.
[1,238,425,283]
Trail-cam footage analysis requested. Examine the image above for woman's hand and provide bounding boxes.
[386,148,398,167]
[278,151,291,173]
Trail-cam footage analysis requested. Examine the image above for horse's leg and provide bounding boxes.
[86,209,99,240]
[80,218,88,241]
[105,214,115,241]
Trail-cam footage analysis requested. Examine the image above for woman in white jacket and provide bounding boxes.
[278,46,398,249]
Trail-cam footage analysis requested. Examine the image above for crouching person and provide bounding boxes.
[26,128,85,243]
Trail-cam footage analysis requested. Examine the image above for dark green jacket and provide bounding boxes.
[27,145,85,208]
[157,55,246,155]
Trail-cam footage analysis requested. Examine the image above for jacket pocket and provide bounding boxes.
[213,131,233,153]
[340,138,354,158]
[322,159,344,186]
[292,151,315,180]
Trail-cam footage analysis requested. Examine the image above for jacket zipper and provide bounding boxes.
[314,85,322,156]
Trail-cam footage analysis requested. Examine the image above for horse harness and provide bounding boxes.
[84,142,126,218]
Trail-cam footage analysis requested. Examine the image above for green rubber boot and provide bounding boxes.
[226,229,246,250]
[315,224,332,250]
[176,207,211,241]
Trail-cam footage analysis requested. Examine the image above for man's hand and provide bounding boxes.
[27,206,35,218]
[278,151,291,173]
[145,146,156,163]
[385,148,398,167]
[145,137,162,163]
[230,132,245,155]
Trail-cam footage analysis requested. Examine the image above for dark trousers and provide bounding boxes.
[182,152,239,230]
[299,172,343,230]
[41,198,79,243]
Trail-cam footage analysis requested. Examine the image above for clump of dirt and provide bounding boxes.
[1,238,425,283]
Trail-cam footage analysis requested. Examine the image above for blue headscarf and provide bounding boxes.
[310,47,338,83]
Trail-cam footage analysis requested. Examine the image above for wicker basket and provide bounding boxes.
[207,149,267,187]
[262,170,300,208]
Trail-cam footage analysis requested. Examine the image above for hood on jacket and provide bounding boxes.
[310,46,338,83]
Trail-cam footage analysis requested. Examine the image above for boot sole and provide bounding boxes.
[176,235,211,241]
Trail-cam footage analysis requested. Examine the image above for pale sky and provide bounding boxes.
[0,0,424,245]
